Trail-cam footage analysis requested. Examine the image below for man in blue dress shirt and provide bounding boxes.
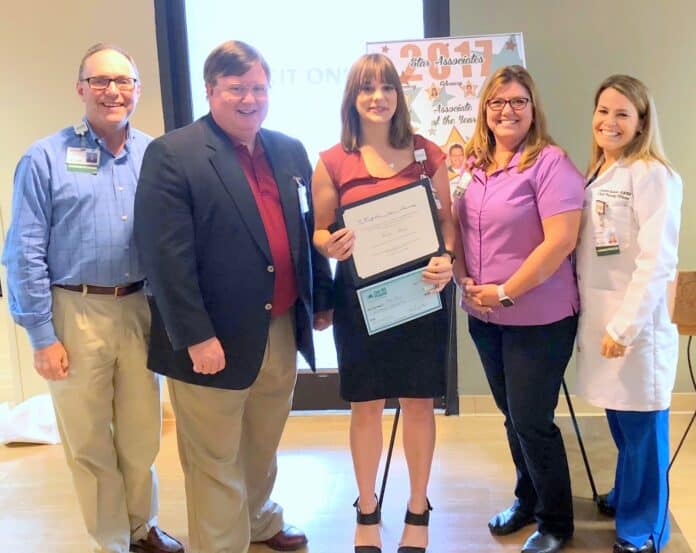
[2,43,183,553]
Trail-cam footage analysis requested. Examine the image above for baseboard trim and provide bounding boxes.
[458,392,696,416]
[161,392,696,421]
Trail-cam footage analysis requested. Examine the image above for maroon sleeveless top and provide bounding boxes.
[319,134,445,205]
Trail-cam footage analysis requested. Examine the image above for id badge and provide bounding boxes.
[452,171,472,201]
[593,199,620,256]
[66,147,100,174]
[594,225,620,256]
[294,176,309,214]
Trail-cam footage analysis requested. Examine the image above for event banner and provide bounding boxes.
[367,33,526,189]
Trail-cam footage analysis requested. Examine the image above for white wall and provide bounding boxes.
[0,0,164,402]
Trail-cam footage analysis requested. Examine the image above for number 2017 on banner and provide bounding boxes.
[399,40,493,81]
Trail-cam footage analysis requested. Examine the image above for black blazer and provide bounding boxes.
[134,114,333,389]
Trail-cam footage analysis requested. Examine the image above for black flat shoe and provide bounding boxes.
[596,493,616,518]
[354,497,381,553]
[521,530,569,553]
[488,504,535,536]
[613,538,655,553]
[397,499,432,553]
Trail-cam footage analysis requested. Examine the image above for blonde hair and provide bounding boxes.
[464,65,554,172]
[589,75,671,171]
[340,54,413,151]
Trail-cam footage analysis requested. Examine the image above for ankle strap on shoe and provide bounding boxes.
[404,499,433,526]
[353,498,381,525]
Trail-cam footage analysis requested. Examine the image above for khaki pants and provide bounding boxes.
[48,287,161,553]
[169,311,297,553]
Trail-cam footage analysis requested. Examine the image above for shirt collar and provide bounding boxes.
[469,145,524,180]
[488,146,523,175]
[79,117,134,153]
[589,155,626,180]
[505,148,523,170]
[229,133,264,158]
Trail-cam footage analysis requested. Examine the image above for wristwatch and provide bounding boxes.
[497,284,514,307]
[442,249,456,263]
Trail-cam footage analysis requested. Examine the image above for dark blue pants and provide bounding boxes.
[469,315,577,538]
[605,409,670,550]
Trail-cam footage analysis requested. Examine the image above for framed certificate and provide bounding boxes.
[336,179,444,287]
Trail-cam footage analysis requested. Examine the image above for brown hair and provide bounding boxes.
[449,143,464,155]
[589,74,671,171]
[464,65,554,172]
[203,40,270,87]
[77,43,139,80]
[340,53,413,151]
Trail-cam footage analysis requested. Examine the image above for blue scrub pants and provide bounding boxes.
[605,408,670,550]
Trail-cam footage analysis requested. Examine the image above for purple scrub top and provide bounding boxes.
[456,145,584,326]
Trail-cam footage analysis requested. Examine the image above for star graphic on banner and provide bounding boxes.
[409,108,421,126]
[432,86,455,108]
[442,127,467,152]
[400,68,417,84]
[381,45,389,53]
[490,35,524,73]
[461,81,479,98]
[428,126,437,137]
[403,85,422,125]
[403,85,421,105]
[426,84,440,101]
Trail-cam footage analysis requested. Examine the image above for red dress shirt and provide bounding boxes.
[233,138,298,316]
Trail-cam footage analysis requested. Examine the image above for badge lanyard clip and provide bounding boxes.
[293,176,309,214]
[414,148,441,209]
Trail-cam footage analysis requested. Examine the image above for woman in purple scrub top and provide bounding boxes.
[452,65,584,553]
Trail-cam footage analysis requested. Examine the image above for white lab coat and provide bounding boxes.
[576,158,683,411]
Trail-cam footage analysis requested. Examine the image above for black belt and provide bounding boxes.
[55,281,144,297]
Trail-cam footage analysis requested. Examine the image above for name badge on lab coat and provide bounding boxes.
[594,200,620,256]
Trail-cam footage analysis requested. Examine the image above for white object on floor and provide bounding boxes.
[0,393,60,445]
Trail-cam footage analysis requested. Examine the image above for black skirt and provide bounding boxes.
[332,263,448,402]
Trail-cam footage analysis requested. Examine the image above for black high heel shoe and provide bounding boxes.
[354,497,382,553]
[397,499,432,553]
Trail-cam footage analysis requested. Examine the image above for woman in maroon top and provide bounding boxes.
[312,54,456,553]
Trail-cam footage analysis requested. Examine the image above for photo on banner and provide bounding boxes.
[367,33,526,196]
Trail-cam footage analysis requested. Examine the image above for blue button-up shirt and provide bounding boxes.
[2,120,151,349]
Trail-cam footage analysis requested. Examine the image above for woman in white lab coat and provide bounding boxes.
[576,75,683,553]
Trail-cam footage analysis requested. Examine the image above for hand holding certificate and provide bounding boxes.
[358,268,443,335]
[335,179,448,333]
[336,179,444,286]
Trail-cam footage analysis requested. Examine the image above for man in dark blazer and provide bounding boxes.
[134,41,333,553]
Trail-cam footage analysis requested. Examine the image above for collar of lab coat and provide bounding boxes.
[586,156,631,188]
